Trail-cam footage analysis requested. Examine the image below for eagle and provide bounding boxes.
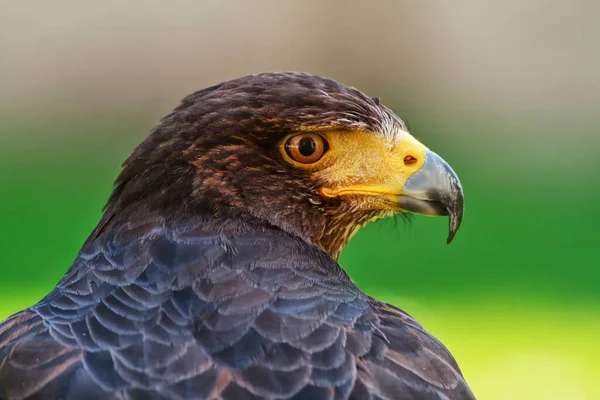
[0,72,474,400]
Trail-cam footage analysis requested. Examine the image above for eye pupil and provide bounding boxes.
[284,133,327,164]
[298,138,316,156]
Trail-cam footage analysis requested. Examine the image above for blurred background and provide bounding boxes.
[1,1,599,398]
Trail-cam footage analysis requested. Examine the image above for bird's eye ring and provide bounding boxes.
[284,133,328,164]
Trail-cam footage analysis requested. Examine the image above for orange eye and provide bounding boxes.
[284,133,328,164]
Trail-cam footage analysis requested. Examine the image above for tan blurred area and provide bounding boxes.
[1,0,599,161]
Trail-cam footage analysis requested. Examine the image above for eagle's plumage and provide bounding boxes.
[0,73,474,400]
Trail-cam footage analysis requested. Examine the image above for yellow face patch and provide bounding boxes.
[280,128,429,209]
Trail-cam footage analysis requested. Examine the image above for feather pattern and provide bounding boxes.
[0,216,473,399]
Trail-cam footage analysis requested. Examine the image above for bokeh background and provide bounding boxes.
[1,1,599,398]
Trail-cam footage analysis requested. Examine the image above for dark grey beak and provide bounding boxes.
[397,150,464,243]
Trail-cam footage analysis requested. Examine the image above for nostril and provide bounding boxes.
[404,155,417,166]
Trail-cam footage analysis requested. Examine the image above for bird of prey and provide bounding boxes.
[0,72,474,400]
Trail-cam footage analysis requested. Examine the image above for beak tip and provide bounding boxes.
[445,203,463,244]
[446,225,458,244]
[446,229,458,244]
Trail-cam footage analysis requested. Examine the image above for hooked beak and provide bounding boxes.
[318,131,464,243]
[397,150,464,243]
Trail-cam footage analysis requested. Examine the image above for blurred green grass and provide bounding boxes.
[1,117,599,399]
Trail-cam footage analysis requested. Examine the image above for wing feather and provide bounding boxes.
[0,218,474,399]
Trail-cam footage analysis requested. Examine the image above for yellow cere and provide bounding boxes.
[314,129,428,200]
